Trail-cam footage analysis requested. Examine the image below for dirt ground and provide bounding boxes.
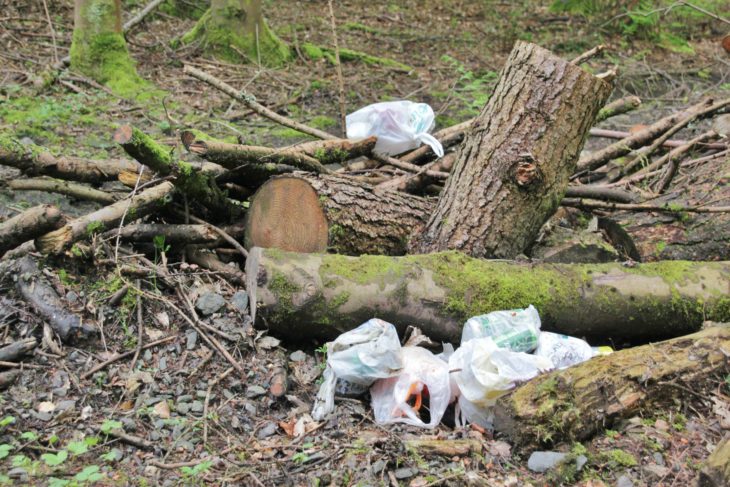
[0,1,729,486]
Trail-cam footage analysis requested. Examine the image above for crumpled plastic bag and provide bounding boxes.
[370,346,451,429]
[449,337,553,426]
[461,305,541,353]
[535,331,594,370]
[312,319,402,420]
[346,101,444,157]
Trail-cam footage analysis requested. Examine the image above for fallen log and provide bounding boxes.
[0,134,141,182]
[184,137,329,173]
[103,224,220,244]
[699,436,730,487]
[0,370,21,390]
[8,178,120,204]
[244,174,433,255]
[0,205,64,256]
[11,256,96,342]
[594,96,642,123]
[114,125,231,214]
[493,326,730,447]
[246,248,730,343]
[291,136,377,164]
[410,42,613,258]
[35,181,174,254]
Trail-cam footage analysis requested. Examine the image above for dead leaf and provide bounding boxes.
[145,327,165,341]
[153,312,170,329]
[37,401,56,413]
[488,440,511,458]
[712,395,730,429]
[153,401,171,419]
[279,418,297,437]
[125,371,154,393]
[118,401,134,411]
[257,335,280,350]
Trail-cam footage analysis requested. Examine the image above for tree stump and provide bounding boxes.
[244,174,434,255]
[410,41,612,258]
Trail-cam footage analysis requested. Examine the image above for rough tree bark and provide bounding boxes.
[244,174,434,255]
[70,0,146,97]
[181,0,290,66]
[246,248,730,343]
[493,326,730,447]
[410,42,612,258]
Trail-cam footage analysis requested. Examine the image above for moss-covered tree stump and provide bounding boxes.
[70,0,147,97]
[181,0,290,66]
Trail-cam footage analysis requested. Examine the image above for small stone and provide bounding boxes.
[653,452,665,466]
[65,291,79,304]
[178,395,193,402]
[642,464,670,480]
[371,460,386,474]
[230,291,249,314]
[244,402,257,415]
[121,417,136,431]
[616,474,634,487]
[196,390,208,399]
[149,431,161,441]
[143,350,153,361]
[195,292,225,316]
[527,451,568,473]
[257,421,277,439]
[394,467,417,480]
[503,475,519,487]
[159,357,167,371]
[186,331,198,350]
[289,350,307,362]
[246,385,266,398]
[576,455,588,471]
[654,419,669,431]
[190,401,204,413]
[7,467,28,481]
[56,400,76,412]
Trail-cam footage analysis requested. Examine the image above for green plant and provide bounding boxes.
[41,449,68,467]
[100,420,123,435]
[291,452,309,464]
[20,431,38,441]
[0,444,12,460]
[74,465,104,483]
[0,416,15,428]
[440,55,498,118]
[180,460,212,481]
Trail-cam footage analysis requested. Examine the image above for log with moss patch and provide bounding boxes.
[244,174,434,255]
[9,178,120,204]
[114,125,232,214]
[246,248,730,343]
[0,134,142,182]
[493,326,730,447]
[0,205,64,257]
[35,182,174,254]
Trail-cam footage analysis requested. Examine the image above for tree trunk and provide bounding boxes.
[70,0,146,97]
[244,174,434,255]
[410,42,612,258]
[181,0,290,66]
[246,247,730,344]
[492,326,730,447]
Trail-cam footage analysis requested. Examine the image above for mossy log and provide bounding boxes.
[246,248,730,343]
[594,96,642,123]
[411,42,613,258]
[244,174,434,255]
[0,205,64,256]
[114,125,231,214]
[35,181,174,254]
[0,134,141,182]
[292,136,377,165]
[493,326,730,447]
[699,437,730,487]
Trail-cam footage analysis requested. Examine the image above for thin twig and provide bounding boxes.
[203,367,234,445]
[80,335,177,380]
[183,212,248,259]
[128,279,144,372]
[327,0,347,137]
[122,0,165,32]
[40,0,58,64]
[571,45,605,65]
[561,198,730,213]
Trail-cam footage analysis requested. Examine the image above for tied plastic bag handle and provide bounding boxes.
[416,133,444,158]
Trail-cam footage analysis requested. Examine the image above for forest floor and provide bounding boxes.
[1,1,729,486]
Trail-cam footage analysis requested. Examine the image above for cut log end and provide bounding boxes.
[244,177,329,253]
[113,125,135,145]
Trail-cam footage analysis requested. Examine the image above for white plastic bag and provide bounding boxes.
[449,337,553,426]
[535,332,593,370]
[346,101,444,157]
[312,319,402,420]
[370,346,451,429]
[461,305,541,352]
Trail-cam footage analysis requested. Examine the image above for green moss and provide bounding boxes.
[330,291,351,309]
[319,254,408,289]
[601,449,637,468]
[309,116,337,130]
[301,42,412,71]
[342,22,381,34]
[86,221,105,236]
[181,6,291,67]
[301,43,325,61]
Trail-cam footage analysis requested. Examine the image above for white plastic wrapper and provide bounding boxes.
[449,337,553,426]
[370,346,451,429]
[535,332,594,370]
[312,319,402,420]
[461,305,541,352]
[346,101,444,157]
